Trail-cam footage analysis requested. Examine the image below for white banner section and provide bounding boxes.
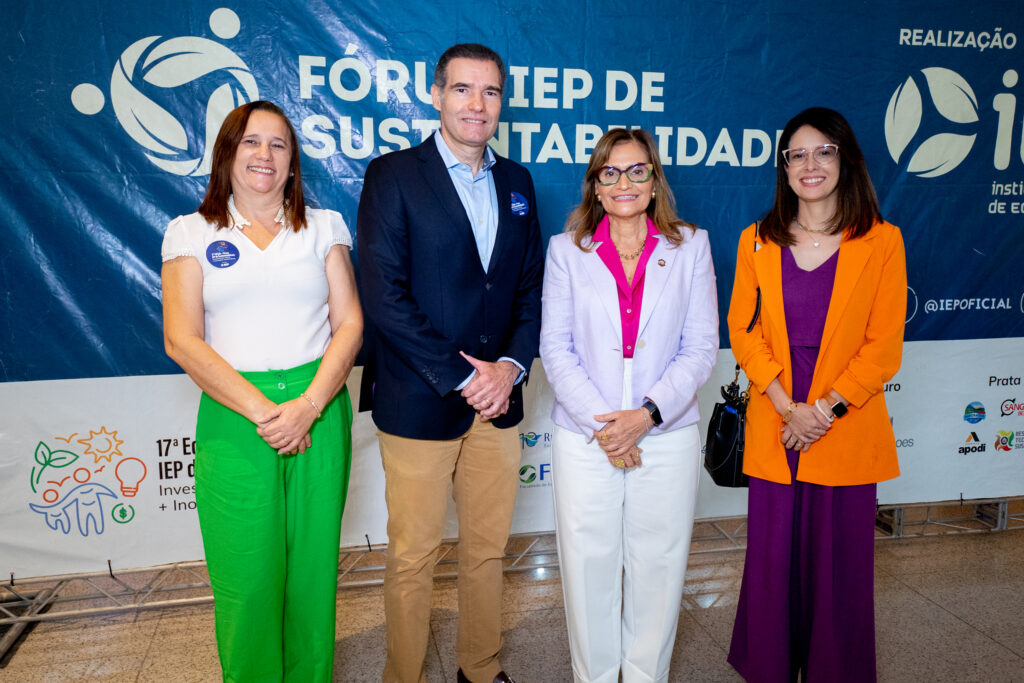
[2,339,1021,578]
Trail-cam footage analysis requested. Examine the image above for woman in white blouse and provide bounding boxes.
[161,100,362,683]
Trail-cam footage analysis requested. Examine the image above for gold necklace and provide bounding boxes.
[616,244,645,260]
[795,219,829,248]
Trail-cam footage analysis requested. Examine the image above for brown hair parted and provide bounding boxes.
[760,107,881,246]
[198,100,306,231]
[434,43,506,92]
[566,128,694,251]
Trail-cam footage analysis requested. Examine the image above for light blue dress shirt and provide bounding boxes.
[434,134,525,388]
[434,133,500,270]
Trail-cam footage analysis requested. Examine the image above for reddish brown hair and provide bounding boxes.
[198,100,306,231]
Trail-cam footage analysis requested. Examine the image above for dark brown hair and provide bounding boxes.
[760,107,880,246]
[434,43,506,92]
[198,100,306,231]
[566,128,694,250]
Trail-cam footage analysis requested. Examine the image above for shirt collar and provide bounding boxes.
[227,195,286,230]
[434,132,496,173]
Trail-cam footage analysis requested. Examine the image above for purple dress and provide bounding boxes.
[728,247,877,682]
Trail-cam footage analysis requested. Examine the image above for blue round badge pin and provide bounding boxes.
[206,240,240,268]
[510,192,529,217]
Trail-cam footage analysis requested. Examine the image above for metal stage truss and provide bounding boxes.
[3,497,1022,659]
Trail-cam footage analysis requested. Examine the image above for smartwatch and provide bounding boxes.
[642,399,663,426]
[830,400,848,418]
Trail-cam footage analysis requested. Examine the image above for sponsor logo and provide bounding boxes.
[990,375,1022,386]
[518,463,551,487]
[885,67,1024,178]
[71,8,258,176]
[963,401,986,423]
[519,431,551,448]
[1000,398,1024,417]
[994,430,1014,452]
[959,431,987,454]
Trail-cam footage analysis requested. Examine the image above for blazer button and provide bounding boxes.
[480,335,489,343]
[485,282,493,290]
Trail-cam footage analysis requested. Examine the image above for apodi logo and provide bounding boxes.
[70,8,259,176]
[959,431,987,454]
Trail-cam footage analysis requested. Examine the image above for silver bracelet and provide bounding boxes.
[301,392,323,418]
[640,407,651,432]
[814,399,834,423]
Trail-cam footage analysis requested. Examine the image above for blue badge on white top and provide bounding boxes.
[206,240,240,268]
[510,192,529,217]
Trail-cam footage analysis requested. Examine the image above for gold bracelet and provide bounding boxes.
[300,392,322,418]
[781,401,797,423]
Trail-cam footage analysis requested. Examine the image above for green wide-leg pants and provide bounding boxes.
[195,358,352,683]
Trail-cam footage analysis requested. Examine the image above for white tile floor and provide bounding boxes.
[3,524,1024,681]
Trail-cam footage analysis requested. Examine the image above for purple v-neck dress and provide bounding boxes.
[728,247,878,683]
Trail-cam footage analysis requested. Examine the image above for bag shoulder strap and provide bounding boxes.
[745,220,762,333]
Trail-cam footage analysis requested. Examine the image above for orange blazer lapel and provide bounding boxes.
[818,231,876,362]
[752,236,788,358]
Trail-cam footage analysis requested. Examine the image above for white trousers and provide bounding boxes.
[552,361,702,683]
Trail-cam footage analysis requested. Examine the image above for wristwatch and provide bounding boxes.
[642,399,663,426]
[830,400,848,418]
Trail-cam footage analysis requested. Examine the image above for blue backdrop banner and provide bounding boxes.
[2,1,1024,577]
[3,0,1023,382]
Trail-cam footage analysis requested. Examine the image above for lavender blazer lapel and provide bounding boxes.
[637,236,673,337]
[579,240,624,347]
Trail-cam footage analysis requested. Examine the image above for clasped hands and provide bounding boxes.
[594,408,650,469]
[460,351,518,421]
[255,397,318,455]
[779,399,833,452]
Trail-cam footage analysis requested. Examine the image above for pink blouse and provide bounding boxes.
[593,216,659,359]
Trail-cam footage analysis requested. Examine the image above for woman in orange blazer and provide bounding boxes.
[726,108,906,683]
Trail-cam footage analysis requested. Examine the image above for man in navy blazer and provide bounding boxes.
[357,43,542,683]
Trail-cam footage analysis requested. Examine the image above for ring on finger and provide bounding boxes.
[613,458,625,468]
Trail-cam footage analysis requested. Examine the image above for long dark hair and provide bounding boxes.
[566,128,693,251]
[198,100,306,231]
[760,107,880,246]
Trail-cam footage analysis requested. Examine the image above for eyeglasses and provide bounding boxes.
[596,163,653,185]
[781,144,839,166]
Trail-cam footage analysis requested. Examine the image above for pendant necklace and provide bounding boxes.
[795,219,829,248]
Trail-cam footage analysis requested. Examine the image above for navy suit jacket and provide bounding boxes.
[356,134,543,440]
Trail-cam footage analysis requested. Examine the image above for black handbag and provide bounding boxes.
[703,223,761,488]
[703,364,751,487]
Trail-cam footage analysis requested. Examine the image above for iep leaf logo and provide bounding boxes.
[885,67,978,178]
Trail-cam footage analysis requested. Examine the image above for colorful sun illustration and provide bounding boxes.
[77,426,124,464]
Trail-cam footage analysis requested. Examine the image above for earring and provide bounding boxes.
[652,190,656,197]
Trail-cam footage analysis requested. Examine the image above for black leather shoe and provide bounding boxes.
[456,669,516,683]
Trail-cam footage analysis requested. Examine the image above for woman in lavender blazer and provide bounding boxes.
[540,128,719,683]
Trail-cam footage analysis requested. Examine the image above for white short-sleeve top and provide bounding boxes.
[161,201,352,372]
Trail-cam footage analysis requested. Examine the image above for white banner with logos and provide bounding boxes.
[3,339,1021,579]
